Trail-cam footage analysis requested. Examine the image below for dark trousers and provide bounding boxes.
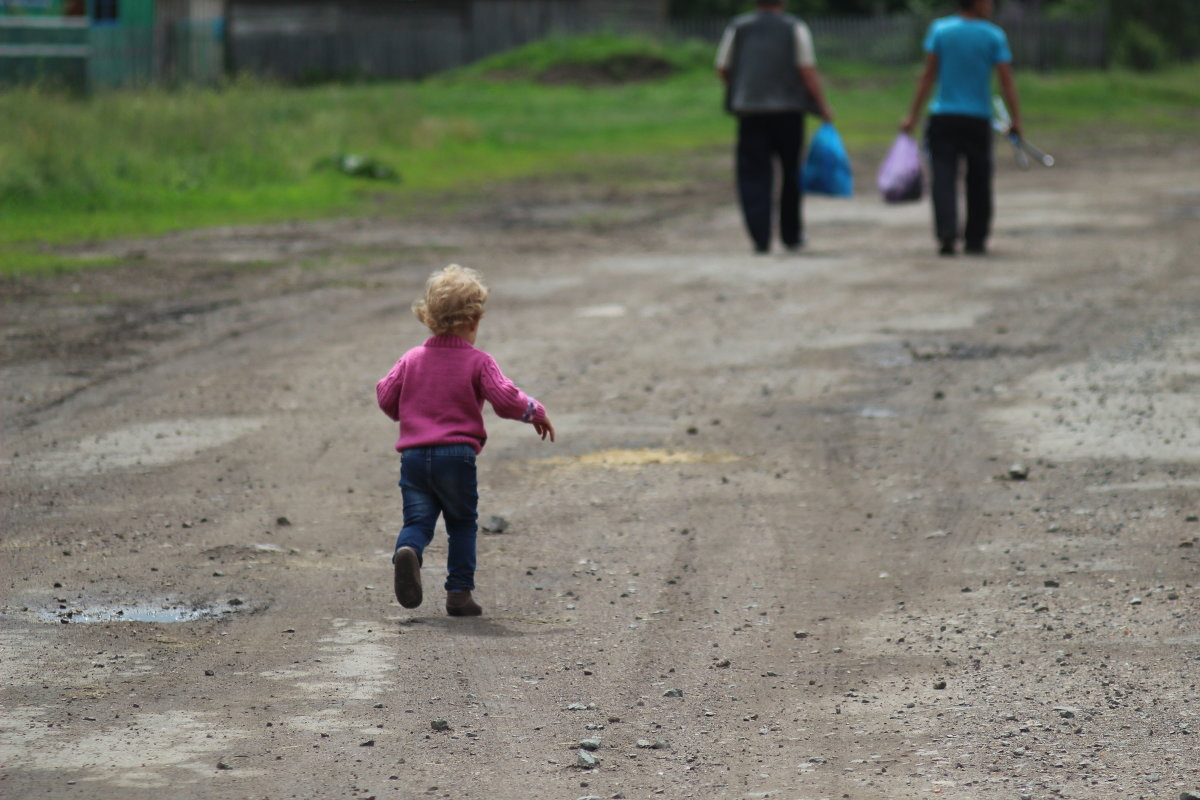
[395,444,479,591]
[925,114,994,247]
[736,113,805,252]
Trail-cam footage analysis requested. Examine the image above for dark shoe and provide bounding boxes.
[446,590,482,617]
[964,241,986,255]
[392,547,422,609]
[753,246,770,255]
[938,238,956,256]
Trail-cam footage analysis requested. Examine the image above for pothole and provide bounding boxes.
[18,598,250,625]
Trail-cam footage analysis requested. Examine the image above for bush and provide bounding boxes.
[1112,20,1172,71]
[1107,0,1200,63]
[454,32,712,83]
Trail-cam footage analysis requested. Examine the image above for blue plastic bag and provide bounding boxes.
[802,122,853,197]
[877,132,923,203]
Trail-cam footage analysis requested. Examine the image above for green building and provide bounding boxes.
[0,0,223,90]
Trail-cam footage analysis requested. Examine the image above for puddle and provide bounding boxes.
[859,407,898,419]
[21,599,247,625]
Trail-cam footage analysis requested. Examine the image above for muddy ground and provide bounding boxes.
[2,141,1199,800]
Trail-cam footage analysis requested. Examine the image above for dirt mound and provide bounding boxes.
[537,53,676,85]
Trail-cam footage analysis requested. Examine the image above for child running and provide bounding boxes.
[376,264,555,616]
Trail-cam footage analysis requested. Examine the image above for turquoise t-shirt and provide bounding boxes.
[924,15,1012,119]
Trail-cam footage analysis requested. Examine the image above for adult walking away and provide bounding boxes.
[901,0,1022,256]
[716,0,834,255]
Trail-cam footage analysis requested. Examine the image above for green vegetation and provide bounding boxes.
[454,31,713,78]
[3,33,1200,277]
[1,35,730,276]
[1107,0,1200,69]
[1016,66,1200,133]
[669,0,913,16]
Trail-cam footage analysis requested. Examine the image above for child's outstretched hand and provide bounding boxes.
[534,418,555,442]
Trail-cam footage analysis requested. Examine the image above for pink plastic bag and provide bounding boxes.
[877,133,923,203]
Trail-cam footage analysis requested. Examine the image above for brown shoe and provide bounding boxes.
[392,547,422,609]
[446,590,482,617]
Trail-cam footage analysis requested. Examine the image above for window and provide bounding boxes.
[92,0,119,23]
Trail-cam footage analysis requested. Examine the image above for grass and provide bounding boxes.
[452,31,714,77]
[3,33,1199,277]
[0,249,118,278]
[1016,67,1200,133]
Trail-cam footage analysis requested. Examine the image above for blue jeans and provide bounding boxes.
[394,444,479,592]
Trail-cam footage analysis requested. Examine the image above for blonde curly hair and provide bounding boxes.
[412,264,488,335]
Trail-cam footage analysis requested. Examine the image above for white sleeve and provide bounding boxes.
[794,21,816,67]
[715,26,735,70]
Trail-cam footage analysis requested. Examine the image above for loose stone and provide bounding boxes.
[636,738,669,749]
[481,515,508,534]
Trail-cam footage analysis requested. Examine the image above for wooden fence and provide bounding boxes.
[226,0,668,82]
[1002,14,1107,71]
[672,15,928,66]
[671,14,1107,70]
[227,10,1108,83]
[0,8,1110,90]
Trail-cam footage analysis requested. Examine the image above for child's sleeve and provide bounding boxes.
[376,358,405,421]
[479,356,546,424]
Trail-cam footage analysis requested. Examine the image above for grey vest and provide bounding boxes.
[725,11,813,115]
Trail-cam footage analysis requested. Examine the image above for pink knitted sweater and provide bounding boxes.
[376,334,547,453]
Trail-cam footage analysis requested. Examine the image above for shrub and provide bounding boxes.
[1112,20,1172,72]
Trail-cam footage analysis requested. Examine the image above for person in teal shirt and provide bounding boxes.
[901,0,1022,256]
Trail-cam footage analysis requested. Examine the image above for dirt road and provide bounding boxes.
[3,143,1199,800]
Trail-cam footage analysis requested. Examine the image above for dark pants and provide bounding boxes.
[925,114,994,248]
[394,444,479,591]
[736,113,806,252]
